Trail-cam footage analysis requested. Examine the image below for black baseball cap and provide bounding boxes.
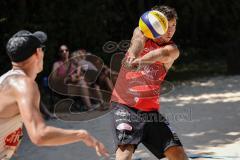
[6,30,47,62]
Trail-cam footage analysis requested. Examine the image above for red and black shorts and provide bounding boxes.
[111,102,182,159]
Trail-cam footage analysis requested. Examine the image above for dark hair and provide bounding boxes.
[6,30,47,62]
[152,5,178,20]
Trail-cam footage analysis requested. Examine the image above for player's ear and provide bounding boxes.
[35,48,43,59]
[36,48,41,53]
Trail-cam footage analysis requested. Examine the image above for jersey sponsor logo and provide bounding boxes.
[5,128,23,147]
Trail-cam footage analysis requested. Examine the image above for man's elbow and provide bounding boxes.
[163,50,179,63]
[30,133,46,146]
[174,50,180,60]
[29,128,48,146]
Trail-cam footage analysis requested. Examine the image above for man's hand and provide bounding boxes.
[125,55,136,64]
[80,130,109,158]
[122,55,148,71]
[131,58,141,67]
[122,57,138,71]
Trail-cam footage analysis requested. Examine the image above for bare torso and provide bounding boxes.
[0,70,25,159]
[0,78,20,119]
[0,70,26,119]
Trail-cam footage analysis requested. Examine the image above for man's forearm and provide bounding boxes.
[127,28,146,58]
[137,48,170,65]
[33,126,88,146]
[127,38,145,57]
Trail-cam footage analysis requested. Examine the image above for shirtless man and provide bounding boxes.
[111,6,188,160]
[0,30,108,159]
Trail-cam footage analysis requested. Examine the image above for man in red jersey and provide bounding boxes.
[111,6,189,160]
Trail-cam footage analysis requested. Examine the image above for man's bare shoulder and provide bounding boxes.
[163,43,180,59]
[0,75,38,116]
[3,75,38,96]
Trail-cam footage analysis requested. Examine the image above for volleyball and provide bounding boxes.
[139,10,168,39]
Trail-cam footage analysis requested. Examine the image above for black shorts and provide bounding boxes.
[111,102,182,159]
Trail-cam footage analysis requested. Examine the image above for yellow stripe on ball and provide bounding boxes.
[139,18,153,39]
[151,11,168,34]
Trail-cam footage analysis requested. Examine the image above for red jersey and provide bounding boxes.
[111,40,174,111]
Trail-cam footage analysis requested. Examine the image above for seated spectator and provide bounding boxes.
[51,44,74,94]
[68,50,108,111]
[80,49,115,92]
[49,44,82,113]
[66,51,92,111]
